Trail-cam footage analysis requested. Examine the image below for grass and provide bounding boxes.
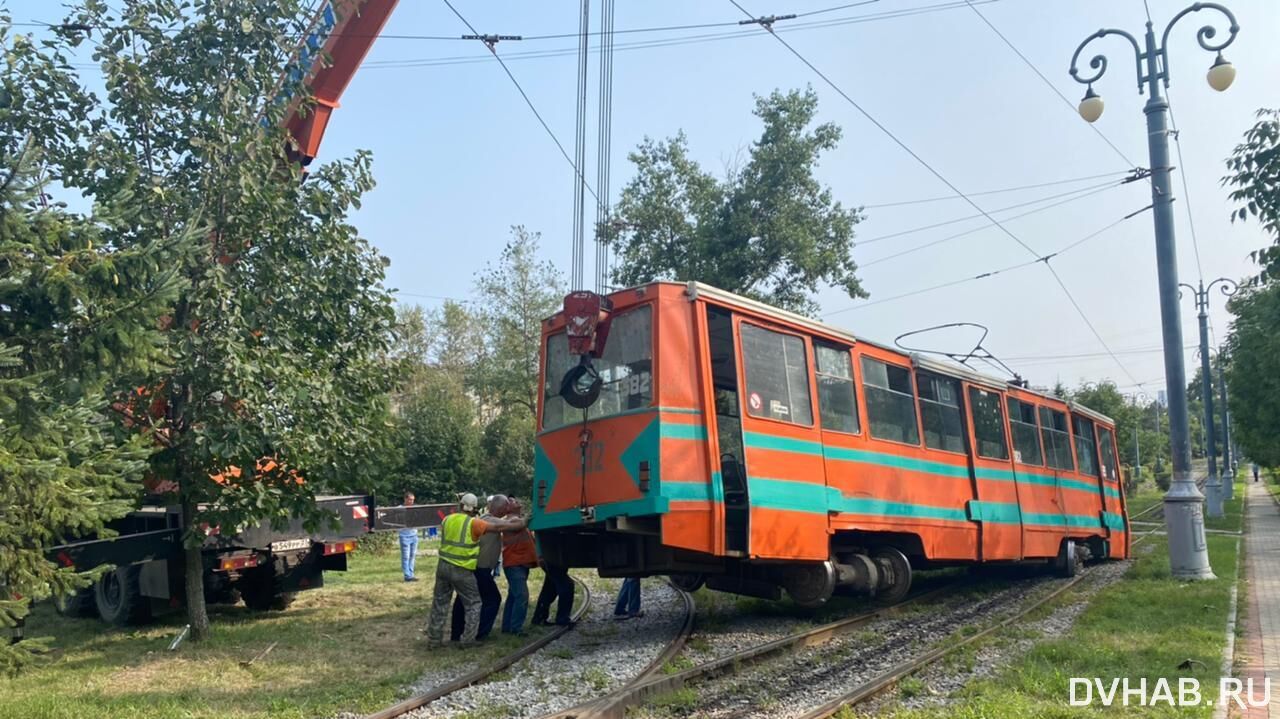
[0,547,562,719]
[883,480,1245,718]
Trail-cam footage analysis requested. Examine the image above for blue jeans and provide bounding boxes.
[614,577,641,616]
[399,532,419,579]
[502,565,531,634]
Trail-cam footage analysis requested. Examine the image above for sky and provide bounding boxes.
[11,0,1280,397]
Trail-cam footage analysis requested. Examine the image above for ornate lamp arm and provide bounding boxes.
[1069,27,1144,92]
[1205,277,1239,298]
[1157,2,1240,86]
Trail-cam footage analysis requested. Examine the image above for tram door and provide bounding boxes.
[706,307,750,555]
[965,385,1024,561]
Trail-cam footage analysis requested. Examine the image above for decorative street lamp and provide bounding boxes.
[1068,3,1239,580]
[1183,279,1237,517]
[1218,345,1235,499]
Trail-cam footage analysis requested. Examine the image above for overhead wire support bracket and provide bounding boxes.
[462,33,523,52]
[738,13,796,31]
[1122,167,1153,183]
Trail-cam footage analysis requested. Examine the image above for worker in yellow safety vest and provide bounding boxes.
[425,492,527,647]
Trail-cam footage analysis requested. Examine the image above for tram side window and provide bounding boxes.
[917,372,964,453]
[1007,398,1044,466]
[1072,415,1100,477]
[1097,426,1119,483]
[814,343,859,434]
[1039,407,1075,471]
[968,388,1009,460]
[861,357,920,445]
[741,324,813,425]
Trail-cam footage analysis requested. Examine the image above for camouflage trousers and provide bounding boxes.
[427,560,480,643]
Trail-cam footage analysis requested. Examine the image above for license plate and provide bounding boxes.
[270,538,312,553]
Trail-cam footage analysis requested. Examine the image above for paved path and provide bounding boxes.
[1241,482,1280,718]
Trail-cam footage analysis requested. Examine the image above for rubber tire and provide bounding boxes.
[1054,539,1079,578]
[240,575,296,612]
[94,566,152,626]
[54,588,98,618]
[871,547,913,603]
[669,573,706,593]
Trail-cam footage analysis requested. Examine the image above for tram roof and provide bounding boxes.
[680,282,1116,426]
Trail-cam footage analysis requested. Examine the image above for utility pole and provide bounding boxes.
[1069,2,1239,579]
[1218,346,1234,498]
[1180,278,1237,517]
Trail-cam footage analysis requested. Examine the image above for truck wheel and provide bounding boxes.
[240,576,295,612]
[94,566,152,626]
[54,588,98,618]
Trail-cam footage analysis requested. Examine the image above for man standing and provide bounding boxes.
[399,490,419,583]
[613,577,643,620]
[426,493,526,647]
[500,499,538,635]
[1253,462,1261,483]
[532,560,575,627]
[451,495,511,641]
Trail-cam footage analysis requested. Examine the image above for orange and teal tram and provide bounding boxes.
[531,282,1128,606]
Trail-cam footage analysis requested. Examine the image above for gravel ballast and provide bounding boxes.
[406,577,687,718]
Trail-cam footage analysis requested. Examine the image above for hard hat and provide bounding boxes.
[459,493,479,512]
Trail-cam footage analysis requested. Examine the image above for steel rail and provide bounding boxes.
[549,579,964,719]
[540,579,697,719]
[796,527,1162,719]
[362,575,593,719]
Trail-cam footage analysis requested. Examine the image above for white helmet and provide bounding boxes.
[459,493,479,513]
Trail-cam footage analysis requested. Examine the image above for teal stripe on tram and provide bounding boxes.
[662,423,708,441]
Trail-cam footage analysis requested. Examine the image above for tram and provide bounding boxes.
[530,281,1128,606]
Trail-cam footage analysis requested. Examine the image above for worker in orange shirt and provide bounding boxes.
[426,493,526,647]
[499,499,538,635]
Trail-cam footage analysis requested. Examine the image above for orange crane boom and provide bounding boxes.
[277,0,400,166]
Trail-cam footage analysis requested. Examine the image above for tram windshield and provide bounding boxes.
[542,305,653,431]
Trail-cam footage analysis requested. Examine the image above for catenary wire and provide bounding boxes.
[439,0,602,211]
[726,0,1147,387]
[857,179,1124,246]
[861,170,1129,209]
[859,181,1127,267]
[825,209,1142,316]
[963,1,1141,171]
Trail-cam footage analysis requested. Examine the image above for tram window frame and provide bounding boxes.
[814,342,860,435]
[1039,406,1076,472]
[916,372,964,454]
[1007,397,1045,466]
[968,387,1010,461]
[540,305,655,432]
[740,322,814,427]
[860,356,921,446]
[1097,426,1119,483]
[1072,415,1101,477]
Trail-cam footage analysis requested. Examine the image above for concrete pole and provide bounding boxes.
[1140,23,1214,579]
[1219,352,1234,499]
[1196,295,1223,517]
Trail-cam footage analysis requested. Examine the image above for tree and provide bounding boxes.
[473,227,565,417]
[399,370,483,502]
[608,88,864,315]
[0,138,192,672]
[24,1,399,640]
[1223,108,1280,280]
[1223,108,1280,467]
[1224,285,1280,466]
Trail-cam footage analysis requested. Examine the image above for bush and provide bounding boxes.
[1155,468,1172,491]
[357,531,398,556]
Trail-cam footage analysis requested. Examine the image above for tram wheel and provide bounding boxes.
[669,573,706,593]
[871,547,913,603]
[781,561,835,608]
[1054,539,1079,578]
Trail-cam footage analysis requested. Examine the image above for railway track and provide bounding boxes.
[791,525,1164,719]
[536,581,696,719]
[544,577,966,719]
[363,577,595,719]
